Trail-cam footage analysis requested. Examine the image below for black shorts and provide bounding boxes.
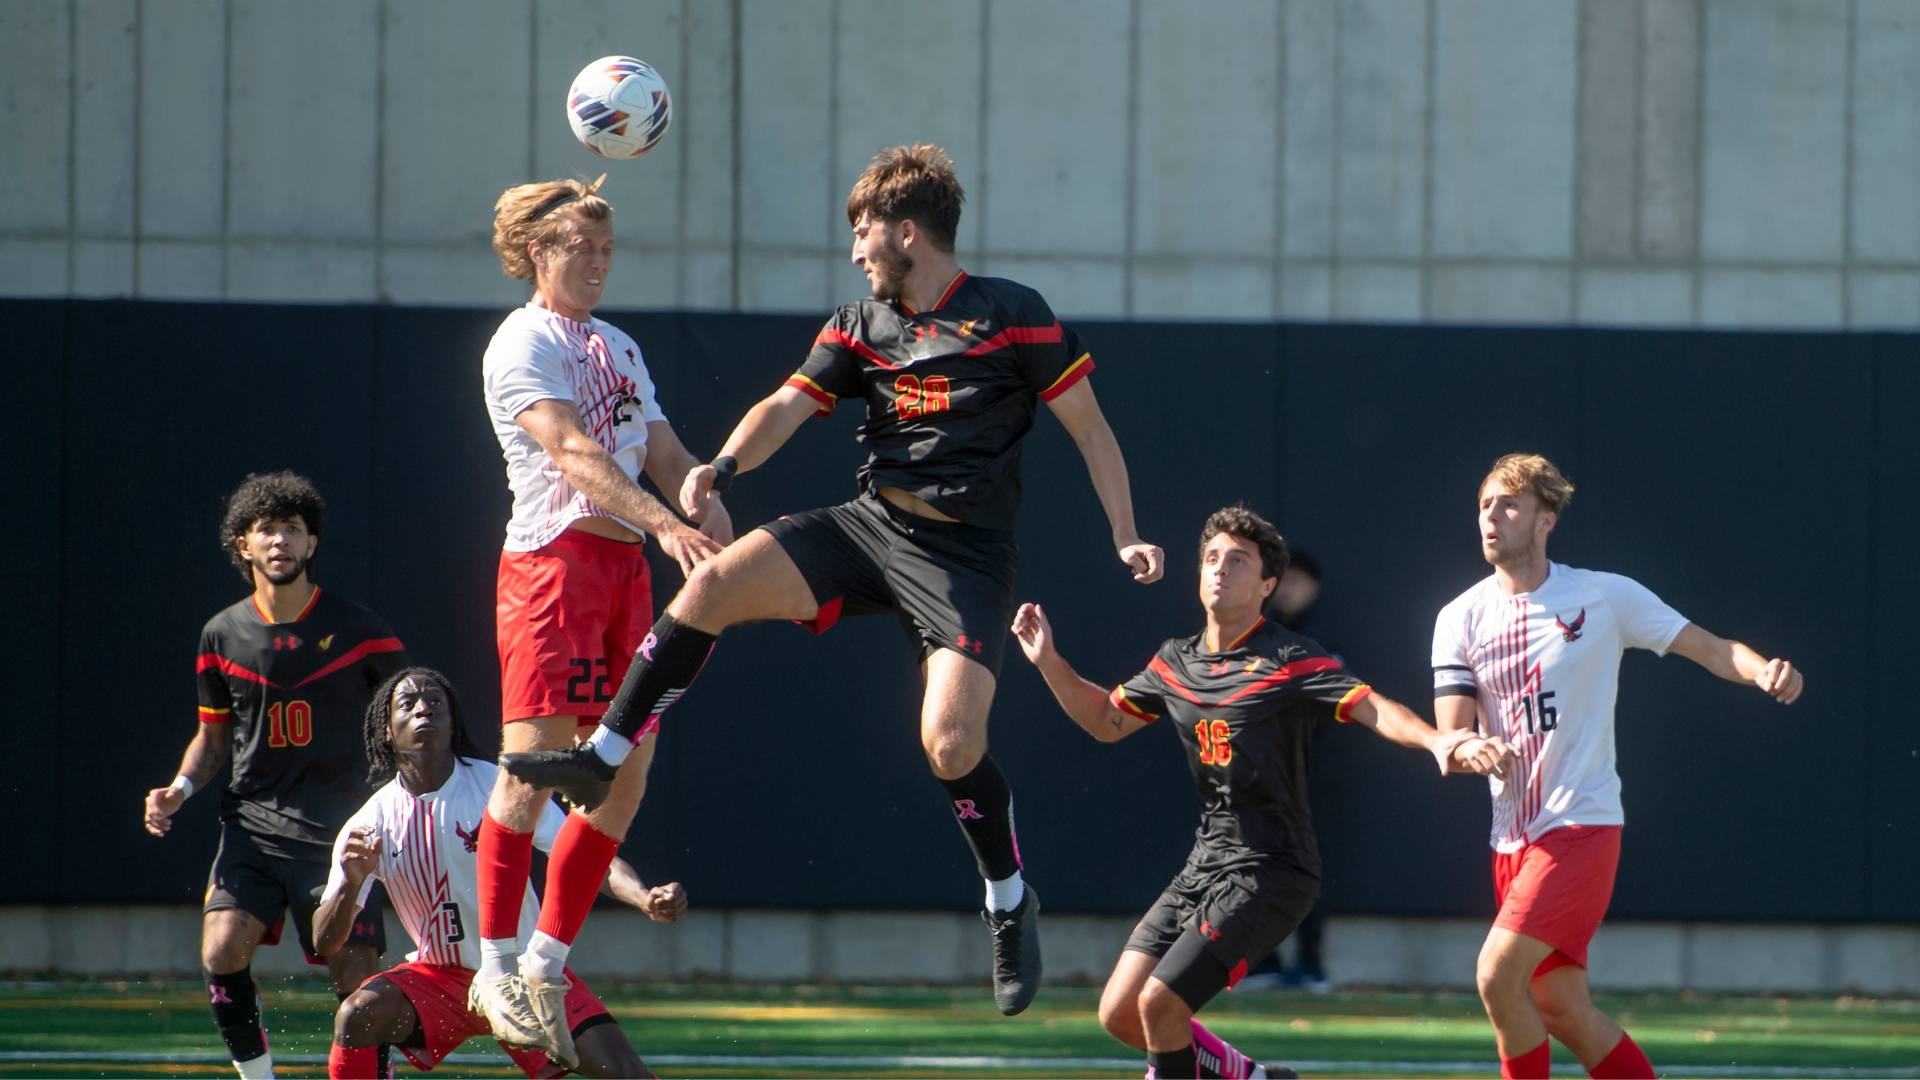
[1125,852,1316,985]
[762,495,1019,678]
[205,824,386,965]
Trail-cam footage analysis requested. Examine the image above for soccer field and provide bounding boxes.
[1,980,1913,1079]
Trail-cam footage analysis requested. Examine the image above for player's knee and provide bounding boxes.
[1136,978,1186,1027]
[200,930,251,974]
[922,736,980,780]
[332,989,383,1047]
[1475,956,1516,1004]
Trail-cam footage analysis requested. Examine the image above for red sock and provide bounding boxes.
[477,810,536,940]
[1501,1039,1551,1080]
[1588,1032,1654,1079]
[329,1043,378,1079]
[536,812,623,945]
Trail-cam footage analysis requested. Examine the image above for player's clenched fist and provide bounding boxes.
[1449,734,1517,780]
[1757,657,1803,704]
[1011,602,1056,664]
[143,784,188,837]
[338,826,382,887]
[1119,540,1164,584]
[639,881,688,924]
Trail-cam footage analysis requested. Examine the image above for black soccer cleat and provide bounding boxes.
[1260,1065,1299,1079]
[983,885,1042,1016]
[499,744,618,810]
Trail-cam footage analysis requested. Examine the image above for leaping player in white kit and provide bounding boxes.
[1432,454,1803,1080]
[315,668,685,1079]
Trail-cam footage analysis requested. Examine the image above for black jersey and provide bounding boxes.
[1111,618,1372,885]
[784,272,1094,531]
[195,587,409,857]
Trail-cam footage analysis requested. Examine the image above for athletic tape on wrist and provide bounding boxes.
[710,455,738,495]
[172,775,195,801]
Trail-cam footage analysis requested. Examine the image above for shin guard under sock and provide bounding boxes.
[598,614,718,745]
[1190,1020,1255,1079]
[1149,1044,1200,1079]
[1501,1039,1552,1080]
[938,755,1022,887]
[206,966,268,1065]
[536,812,623,947]
[1588,1032,1654,1079]
[477,810,536,943]
[328,1043,378,1079]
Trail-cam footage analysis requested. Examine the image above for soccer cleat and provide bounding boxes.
[523,969,580,1071]
[499,744,618,810]
[1258,1064,1299,1079]
[983,885,1042,1016]
[467,970,546,1051]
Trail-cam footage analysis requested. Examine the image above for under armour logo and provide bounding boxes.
[912,324,938,341]
[1210,661,1229,676]
[1199,919,1222,942]
[954,799,983,820]
[956,634,985,654]
[209,985,232,1004]
[639,632,658,661]
[273,635,303,651]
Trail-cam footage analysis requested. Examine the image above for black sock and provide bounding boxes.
[601,614,718,740]
[937,755,1021,885]
[207,967,267,1063]
[1149,1044,1199,1079]
[336,991,392,1078]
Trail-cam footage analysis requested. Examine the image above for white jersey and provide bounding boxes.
[323,758,566,968]
[1432,564,1688,853]
[483,303,668,552]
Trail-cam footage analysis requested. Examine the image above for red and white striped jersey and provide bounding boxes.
[1432,565,1688,853]
[484,303,668,553]
[322,758,566,968]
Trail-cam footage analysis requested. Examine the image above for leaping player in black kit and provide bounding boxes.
[504,144,1166,1015]
[144,473,411,1080]
[1013,507,1513,1079]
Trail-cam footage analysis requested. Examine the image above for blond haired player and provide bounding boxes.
[472,176,728,1061]
[1433,454,1803,1080]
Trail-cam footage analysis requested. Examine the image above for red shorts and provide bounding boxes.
[375,961,611,1077]
[497,529,654,724]
[1492,824,1621,975]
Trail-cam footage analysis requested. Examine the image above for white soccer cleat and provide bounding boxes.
[467,970,546,1052]
[523,968,580,1071]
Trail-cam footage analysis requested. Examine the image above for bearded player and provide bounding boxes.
[1434,454,1803,1080]
[1015,506,1510,1079]
[471,175,728,1059]
[504,144,1166,1018]
[144,472,409,1079]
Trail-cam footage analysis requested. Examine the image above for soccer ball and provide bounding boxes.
[566,56,672,159]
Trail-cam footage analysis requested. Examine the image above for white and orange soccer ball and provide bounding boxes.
[566,56,671,159]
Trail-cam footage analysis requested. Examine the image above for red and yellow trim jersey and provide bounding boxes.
[196,587,410,855]
[784,272,1094,531]
[1112,618,1371,882]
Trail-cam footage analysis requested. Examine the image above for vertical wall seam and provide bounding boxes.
[1629,0,1645,259]
[64,0,75,295]
[729,0,742,311]
[1329,0,1344,316]
[373,0,388,302]
[1841,0,1858,326]
[1122,0,1141,318]
[826,0,841,311]
[976,0,992,273]
[675,0,690,308]
[527,0,538,182]
[1419,0,1437,320]
[132,0,144,296]
[1569,1,1587,323]
[1688,0,1706,325]
[1271,0,1287,320]
[219,0,232,298]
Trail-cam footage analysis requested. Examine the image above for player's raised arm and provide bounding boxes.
[1342,692,1513,778]
[1012,602,1150,742]
[313,826,381,957]
[1042,380,1163,583]
[143,720,231,837]
[679,385,822,517]
[600,856,688,923]
[642,419,733,545]
[1664,623,1804,704]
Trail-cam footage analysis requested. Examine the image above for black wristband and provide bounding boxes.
[709,455,738,495]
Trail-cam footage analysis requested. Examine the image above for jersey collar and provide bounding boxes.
[897,271,968,316]
[252,585,321,625]
[1205,616,1266,653]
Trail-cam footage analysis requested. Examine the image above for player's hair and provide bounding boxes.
[1199,504,1290,583]
[363,667,486,784]
[220,471,324,582]
[1482,453,1575,515]
[492,175,613,281]
[845,144,964,253]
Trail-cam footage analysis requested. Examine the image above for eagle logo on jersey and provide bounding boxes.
[1556,609,1586,643]
[957,319,982,336]
[455,822,479,853]
[317,635,334,652]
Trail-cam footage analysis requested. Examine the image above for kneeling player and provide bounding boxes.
[1014,507,1511,1079]
[315,669,686,1079]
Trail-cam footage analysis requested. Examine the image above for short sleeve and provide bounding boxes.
[629,346,668,426]
[530,799,571,854]
[1431,603,1478,699]
[785,310,867,417]
[321,808,379,909]
[485,321,576,421]
[1599,573,1689,654]
[196,628,233,724]
[1111,658,1170,724]
[1294,661,1373,723]
[1012,290,1095,403]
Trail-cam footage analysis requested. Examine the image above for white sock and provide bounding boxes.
[524,930,571,981]
[478,937,521,981]
[233,1050,275,1079]
[585,725,633,767]
[986,871,1024,914]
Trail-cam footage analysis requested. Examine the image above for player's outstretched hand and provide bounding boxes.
[143,784,186,837]
[1757,658,1803,704]
[657,524,726,579]
[1450,734,1517,780]
[680,464,718,518]
[1119,539,1164,584]
[340,826,381,887]
[696,497,735,547]
[640,882,687,923]
[1012,602,1056,664]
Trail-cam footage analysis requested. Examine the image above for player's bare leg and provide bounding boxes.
[1098,949,1158,1050]
[325,945,381,997]
[1533,964,1653,1077]
[1477,928,1566,1078]
[201,910,274,1077]
[330,976,416,1077]
[1099,949,1290,1079]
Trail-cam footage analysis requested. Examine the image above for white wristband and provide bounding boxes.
[171,775,195,801]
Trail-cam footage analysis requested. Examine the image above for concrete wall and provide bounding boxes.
[4,0,1916,328]
[8,905,1920,995]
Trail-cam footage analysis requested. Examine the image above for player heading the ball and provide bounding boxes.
[504,144,1167,1017]
[1434,454,1802,1080]
[1014,505,1510,1080]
